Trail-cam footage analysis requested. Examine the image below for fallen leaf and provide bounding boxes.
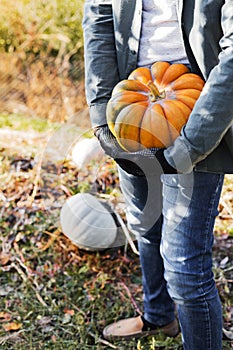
[0,312,11,322]
[51,335,57,343]
[0,252,11,266]
[2,322,22,331]
[64,309,75,316]
[220,256,229,268]
[222,328,233,340]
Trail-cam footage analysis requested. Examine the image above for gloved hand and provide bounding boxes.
[94,124,144,175]
[94,125,177,176]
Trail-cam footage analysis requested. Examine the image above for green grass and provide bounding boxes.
[0,0,84,57]
[0,119,232,349]
[0,113,59,133]
[0,240,182,350]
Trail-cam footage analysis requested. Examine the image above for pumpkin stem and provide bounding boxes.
[147,80,165,101]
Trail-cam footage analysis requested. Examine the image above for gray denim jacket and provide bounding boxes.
[83,0,233,173]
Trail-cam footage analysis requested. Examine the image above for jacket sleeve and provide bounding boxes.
[82,0,120,127]
[165,0,233,173]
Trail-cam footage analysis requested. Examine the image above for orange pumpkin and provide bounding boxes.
[107,61,205,152]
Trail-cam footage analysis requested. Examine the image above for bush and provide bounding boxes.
[0,0,84,60]
[0,0,87,122]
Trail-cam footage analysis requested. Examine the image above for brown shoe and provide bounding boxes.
[103,316,179,340]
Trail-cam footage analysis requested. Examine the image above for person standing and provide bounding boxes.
[82,1,233,349]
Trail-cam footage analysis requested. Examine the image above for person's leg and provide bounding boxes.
[103,167,178,340]
[161,172,224,350]
[117,167,175,325]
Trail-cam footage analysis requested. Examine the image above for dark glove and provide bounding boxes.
[94,124,124,159]
[94,124,145,175]
[94,125,177,176]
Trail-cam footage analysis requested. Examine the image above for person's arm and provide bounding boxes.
[165,1,233,173]
[82,1,177,176]
[82,1,141,175]
[82,0,119,128]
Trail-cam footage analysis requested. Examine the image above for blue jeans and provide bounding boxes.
[118,167,224,350]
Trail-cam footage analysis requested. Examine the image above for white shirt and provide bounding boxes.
[138,0,189,67]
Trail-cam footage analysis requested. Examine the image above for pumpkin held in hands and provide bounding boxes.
[107,61,205,152]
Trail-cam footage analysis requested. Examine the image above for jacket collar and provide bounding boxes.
[112,0,185,78]
[177,0,184,22]
[114,0,184,37]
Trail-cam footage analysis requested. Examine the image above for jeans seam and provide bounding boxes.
[197,174,222,349]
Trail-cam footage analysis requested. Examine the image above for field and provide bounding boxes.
[0,113,233,349]
[0,1,233,348]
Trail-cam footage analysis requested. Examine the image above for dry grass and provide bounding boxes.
[0,53,90,127]
[0,47,232,349]
[0,124,232,349]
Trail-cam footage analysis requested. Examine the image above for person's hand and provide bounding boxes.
[94,124,145,175]
[94,125,177,176]
[93,124,124,159]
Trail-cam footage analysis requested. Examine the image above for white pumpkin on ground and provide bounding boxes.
[71,137,105,168]
[60,193,118,251]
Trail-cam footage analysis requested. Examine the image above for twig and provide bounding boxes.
[88,332,118,349]
[216,278,233,284]
[3,216,25,251]
[60,184,72,197]
[0,191,7,201]
[223,265,233,272]
[118,281,142,316]
[13,241,26,263]
[11,262,48,307]
[27,155,43,207]
[220,199,233,216]
[39,229,61,251]
[0,330,25,346]
[114,211,139,256]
